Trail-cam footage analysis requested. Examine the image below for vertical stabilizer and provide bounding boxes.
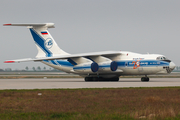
[4,23,69,58]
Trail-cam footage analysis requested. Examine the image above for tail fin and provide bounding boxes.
[3,23,69,58]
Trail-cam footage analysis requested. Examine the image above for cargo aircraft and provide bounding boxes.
[3,23,176,82]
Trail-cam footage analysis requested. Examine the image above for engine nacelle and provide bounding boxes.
[98,61,118,72]
[73,62,99,73]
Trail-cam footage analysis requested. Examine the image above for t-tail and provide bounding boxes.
[3,23,69,58]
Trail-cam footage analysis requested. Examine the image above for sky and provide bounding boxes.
[1,0,180,70]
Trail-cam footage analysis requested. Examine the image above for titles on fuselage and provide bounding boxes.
[133,58,144,60]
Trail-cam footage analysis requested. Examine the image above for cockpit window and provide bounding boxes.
[156,56,171,62]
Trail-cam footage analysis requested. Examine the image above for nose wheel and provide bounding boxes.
[141,76,149,82]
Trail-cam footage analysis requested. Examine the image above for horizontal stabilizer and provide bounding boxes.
[3,23,55,28]
[4,58,38,63]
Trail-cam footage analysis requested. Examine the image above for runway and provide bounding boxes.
[0,78,180,90]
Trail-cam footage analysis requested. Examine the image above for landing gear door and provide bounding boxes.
[138,67,143,72]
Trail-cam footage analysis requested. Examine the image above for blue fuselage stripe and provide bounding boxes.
[43,60,169,69]
[117,60,169,67]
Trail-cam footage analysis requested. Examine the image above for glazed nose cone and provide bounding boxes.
[169,62,175,70]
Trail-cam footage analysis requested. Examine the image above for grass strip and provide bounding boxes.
[0,87,180,119]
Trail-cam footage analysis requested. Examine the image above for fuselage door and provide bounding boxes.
[138,67,143,72]
[138,61,143,72]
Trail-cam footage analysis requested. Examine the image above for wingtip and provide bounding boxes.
[3,24,12,26]
[4,61,15,63]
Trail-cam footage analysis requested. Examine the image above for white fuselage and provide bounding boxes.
[41,51,175,78]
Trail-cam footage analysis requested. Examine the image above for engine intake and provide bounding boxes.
[110,61,118,71]
[91,62,99,72]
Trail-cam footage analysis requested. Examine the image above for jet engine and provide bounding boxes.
[98,61,118,72]
[73,62,99,73]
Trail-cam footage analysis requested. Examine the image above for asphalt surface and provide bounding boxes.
[0,78,180,90]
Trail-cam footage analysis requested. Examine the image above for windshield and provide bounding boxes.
[156,56,171,62]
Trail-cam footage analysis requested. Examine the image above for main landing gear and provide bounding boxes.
[141,75,149,82]
[85,77,119,82]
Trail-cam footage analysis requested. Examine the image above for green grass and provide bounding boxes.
[0,87,180,119]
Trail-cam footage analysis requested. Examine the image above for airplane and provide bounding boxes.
[3,23,176,82]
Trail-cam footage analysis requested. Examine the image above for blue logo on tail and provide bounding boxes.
[45,38,53,49]
[29,29,53,57]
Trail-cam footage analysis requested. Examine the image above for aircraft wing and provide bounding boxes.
[4,51,122,63]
